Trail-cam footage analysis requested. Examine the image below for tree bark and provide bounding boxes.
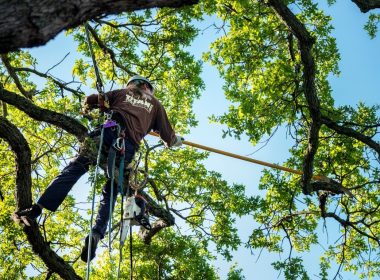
[0,86,88,141]
[0,117,82,280]
[351,0,380,12]
[0,0,199,53]
[268,0,321,195]
[0,117,32,208]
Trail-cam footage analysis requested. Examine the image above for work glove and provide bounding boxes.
[80,99,92,116]
[80,105,89,116]
[172,135,184,147]
[80,100,100,120]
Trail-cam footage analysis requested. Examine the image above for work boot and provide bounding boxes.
[12,204,42,226]
[81,231,101,262]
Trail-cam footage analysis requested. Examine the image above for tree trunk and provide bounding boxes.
[0,0,198,53]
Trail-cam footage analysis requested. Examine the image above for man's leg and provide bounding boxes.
[93,179,119,238]
[15,155,90,221]
[81,179,118,262]
[38,155,90,211]
[15,127,115,224]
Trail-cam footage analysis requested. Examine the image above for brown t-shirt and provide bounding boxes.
[85,89,176,147]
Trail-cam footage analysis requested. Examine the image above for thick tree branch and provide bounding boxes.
[311,179,354,197]
[0,0,199,53]
[138,219,173,244]
[351,0,380,12]
[0,117,32,207]
[0,117,82,280]
[321,115,380,158]
[0,86,88,141]
[267,0,321,195]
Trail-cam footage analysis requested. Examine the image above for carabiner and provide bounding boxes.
[113,137,125,154]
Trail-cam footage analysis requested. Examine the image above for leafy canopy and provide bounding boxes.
[1,0,380,279]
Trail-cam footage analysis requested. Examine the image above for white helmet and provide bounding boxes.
[127,75,154,92]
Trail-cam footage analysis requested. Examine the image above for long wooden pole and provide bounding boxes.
[148,132,326,181]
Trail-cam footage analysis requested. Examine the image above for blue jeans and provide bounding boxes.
[37,126,136,238]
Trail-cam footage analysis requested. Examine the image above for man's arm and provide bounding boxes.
[80,94,99,116]
[82,90,117,114]
[153,103,183,147]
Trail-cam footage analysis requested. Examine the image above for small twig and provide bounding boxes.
[1,54,32,99]
[332,227,348,280]
[13,67,84,98]
[46,53,70,73]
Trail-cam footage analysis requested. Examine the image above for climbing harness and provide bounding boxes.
[105,117,127,252]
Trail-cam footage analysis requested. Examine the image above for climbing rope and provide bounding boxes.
[84,21,109,280]
[84,20,140,280]
[129,226,133,280]
[84,23,104,95]
[128,151,148,192]
[86,123,105,280]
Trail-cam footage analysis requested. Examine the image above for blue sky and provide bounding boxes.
[26,1,380,279]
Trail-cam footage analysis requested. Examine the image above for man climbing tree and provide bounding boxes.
[2,0,380,279]
[13,75,184,262]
